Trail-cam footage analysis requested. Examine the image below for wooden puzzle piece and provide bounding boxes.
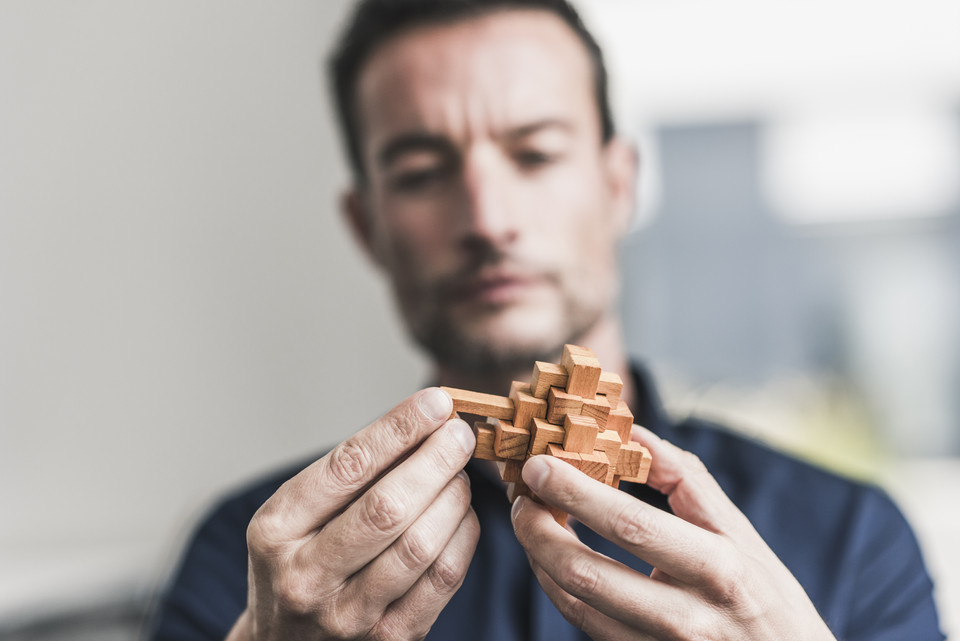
[530,361,567,398]
[562,344,602,398]
[443,344,653,524]
[443,387,515,420]
[581,395,611,430]
[510,381,548,430]
[562,413,599,454]
[494,419,529,460]
[597,370,624,409]
[546,386,583,423]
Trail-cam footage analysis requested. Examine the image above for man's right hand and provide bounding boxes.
[225,387,480,641]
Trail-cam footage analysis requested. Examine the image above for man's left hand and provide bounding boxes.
[511,425,837,641]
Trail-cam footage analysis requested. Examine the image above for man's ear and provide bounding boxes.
[602,136,639,237]
[341,187,386,270]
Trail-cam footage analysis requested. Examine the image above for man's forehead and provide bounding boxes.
[354,8,597,151]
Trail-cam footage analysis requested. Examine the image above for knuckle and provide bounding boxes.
[426,553,467,594]
[272,572,316,618]
[361,487,408,534]
[246,506,287,556]
[384,409,423,451]
[322,616,363,641]
[326,441,371,490]
[558,555,602,597]
[394,527,438,573]
[705,552,748,609]
[611,503,658,549]
[680,450,708,474]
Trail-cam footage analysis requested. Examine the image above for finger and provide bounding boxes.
[521,455,719,585]
[300,416,476,579]
[343,470,474,613]
[372,508,481,641]
[511,496,692,635]
[252,387,456,542]
[630,425,756,538]
[530,562,656,641]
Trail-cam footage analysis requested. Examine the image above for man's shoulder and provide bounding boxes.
[670,414,872,493]
[666,414,912,558]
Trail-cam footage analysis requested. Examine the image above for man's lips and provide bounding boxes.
[445,274,544,305]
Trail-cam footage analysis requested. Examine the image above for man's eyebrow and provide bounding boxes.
[505,119,574,140]
[377,133,453,169]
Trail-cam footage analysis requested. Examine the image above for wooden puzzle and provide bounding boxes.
[442,344,652,525]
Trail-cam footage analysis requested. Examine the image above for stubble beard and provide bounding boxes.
[404,284,605,376]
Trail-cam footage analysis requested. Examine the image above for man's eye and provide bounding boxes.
[389,167,446,192]
[515,150,557,168]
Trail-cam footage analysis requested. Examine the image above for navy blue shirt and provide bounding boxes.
[148,367,944,640]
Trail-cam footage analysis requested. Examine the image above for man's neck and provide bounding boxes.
[433,315,637,412]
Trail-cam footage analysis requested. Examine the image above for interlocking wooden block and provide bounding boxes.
[510,381,548,430]
[472,421,498,460]
[506,480,533,503]
[443,387,515,420]
[497,459,524,483]
[597,371,624,409]
[438,344,651,510]
[547,386,583,423]
[529,417,565,455]
[595,428,622,467]
[579,451,610,482]
[562,344,602,398]
[616,441,652,483]
[532,494,570,527]
[607,398,635,444]
[563,413,599,453]
[494,419,529,460]
[530,361,568,398]
[546,443,582,470]
[581,395,611,430]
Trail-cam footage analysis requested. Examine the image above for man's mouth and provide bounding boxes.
[445,273,543,306]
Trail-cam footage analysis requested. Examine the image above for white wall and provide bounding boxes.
[0,1,428,619]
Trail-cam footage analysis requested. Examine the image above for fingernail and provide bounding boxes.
[522,457,549,492]
[419,388,452,422]
[511,495,527,522]
[456,469,471,486]
[450,419,476,455]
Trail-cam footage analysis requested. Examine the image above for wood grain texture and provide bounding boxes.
[562,413,599,454]
[530,361,568,398]
[530,417,565,455]
[546,442,582,470]
[494,419,529,460]
[562,344,601,398]
[497,459,524,483]
[443,386,515,421]
[616,441,652,482]
[547,386,583,423]
[607,398,635,444]
[595,429,623,468]
[581,395,611,430]
[472,422,499,460]
[510,382,548,430]
[597,371,624,409]
[579,451,610,483]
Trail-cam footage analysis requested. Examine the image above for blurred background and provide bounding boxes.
[1,0,957,638]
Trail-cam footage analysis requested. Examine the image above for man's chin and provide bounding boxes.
[418,307,569,374]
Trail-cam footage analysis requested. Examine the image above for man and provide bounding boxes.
[148,1,944,639]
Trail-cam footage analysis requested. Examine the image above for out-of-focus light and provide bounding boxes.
[761,108,960,224]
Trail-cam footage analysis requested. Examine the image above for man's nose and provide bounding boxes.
[457,149,519,247]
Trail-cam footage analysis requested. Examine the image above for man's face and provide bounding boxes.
[347,9,635,372]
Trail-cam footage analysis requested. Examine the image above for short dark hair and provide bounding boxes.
[329,0,615,182]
